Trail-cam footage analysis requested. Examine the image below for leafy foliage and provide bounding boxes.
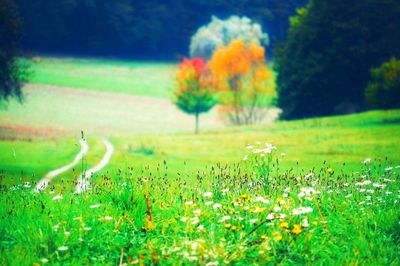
[190,15,269,60]
[274,0,400,119]
[209,39,275,125]
[0,0,28,102]
[174,58,216,133]
[14,0,306,58]
[365,58,400,109]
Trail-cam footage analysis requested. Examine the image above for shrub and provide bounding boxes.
[365,58,400,109]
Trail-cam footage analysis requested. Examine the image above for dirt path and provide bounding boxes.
[75,139,114,194]
[35,139,89,192]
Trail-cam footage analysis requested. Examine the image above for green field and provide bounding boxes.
[1,57,400,265]
[1,110,400,264]
[27,57,176,98]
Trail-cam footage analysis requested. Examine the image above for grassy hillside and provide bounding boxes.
[1,110,399,265]
[26,57,176,98]
[2,110,399,186]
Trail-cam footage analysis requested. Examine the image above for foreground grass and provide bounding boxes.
[26,57,176,98]
[0,110,400,264]
[1,144,399,265]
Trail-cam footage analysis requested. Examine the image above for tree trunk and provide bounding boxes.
[195,112,199,134]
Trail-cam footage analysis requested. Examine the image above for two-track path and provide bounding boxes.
[34,138,114,193]
[75,139,114,194]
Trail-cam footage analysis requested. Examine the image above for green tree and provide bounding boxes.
[365,57,400,109]
[175,58,216,134]
[275,0,400,119]
[0,0,27,102]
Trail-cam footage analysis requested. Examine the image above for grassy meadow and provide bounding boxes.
[0,57,400,265]
[27,57,176,98]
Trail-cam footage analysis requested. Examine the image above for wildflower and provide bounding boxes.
[243,155,248,161]
[311,221,318,226]
[89,204,101,209]
[57,246,68,251]
[104,216,113,221]
[278,214,286,219]
[231,225,238,231]
[206,261,219,266]
[180,217,188,223]
[362,158,371,164]
[191,217,200,225]
[281,153,286,157]
[197,224,205,231]
[205,201,213,205]
[384,167,393,172]
[52,195,63,201]
[213,203,222,209]
[249,218,258,224]
[345,194,352,198]
[373,183,386,188]
[185,201,194,205]
[304,173,313,179]
[366,189,374,194]
[292,206,313,216]
[219,216,231,223]
[266,213,274,220]
[280,222,289,228]
[23,182,31,188]
[224,223,231,229]
[302,218,309,227]
[274,232,282,241]
[84,227,92,231]
[203,192,213,197]
[273,206,281,212]
[64,231,70,236]
[261,234,267,240]
[291,224,302,235]
[241,194,251,200]
[246,145,253,149]
[193,209,201,215]
[41,258,49,263]
[221,188,229,193]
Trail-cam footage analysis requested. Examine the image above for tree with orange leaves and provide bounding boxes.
[174,58,216,134]
[209,39,275,125]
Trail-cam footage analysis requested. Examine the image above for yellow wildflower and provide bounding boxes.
[273,232,282,241]
[280,222,289,229]
[291,224,302,235]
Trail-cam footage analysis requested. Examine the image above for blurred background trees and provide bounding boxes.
[189,16,268,60]
[365,58,400,110]
[13,0,306,58]
[0,0,27,102]
[275,0,400,119]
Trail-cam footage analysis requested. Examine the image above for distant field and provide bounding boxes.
[0,84,226,136]
[26,57,177,98]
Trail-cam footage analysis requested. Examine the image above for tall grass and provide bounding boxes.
[1,142,399,265]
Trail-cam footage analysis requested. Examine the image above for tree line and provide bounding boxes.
[14,0,306,58]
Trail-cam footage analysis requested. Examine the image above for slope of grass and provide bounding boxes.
[1,138,399,265]
[26,57,176,98]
